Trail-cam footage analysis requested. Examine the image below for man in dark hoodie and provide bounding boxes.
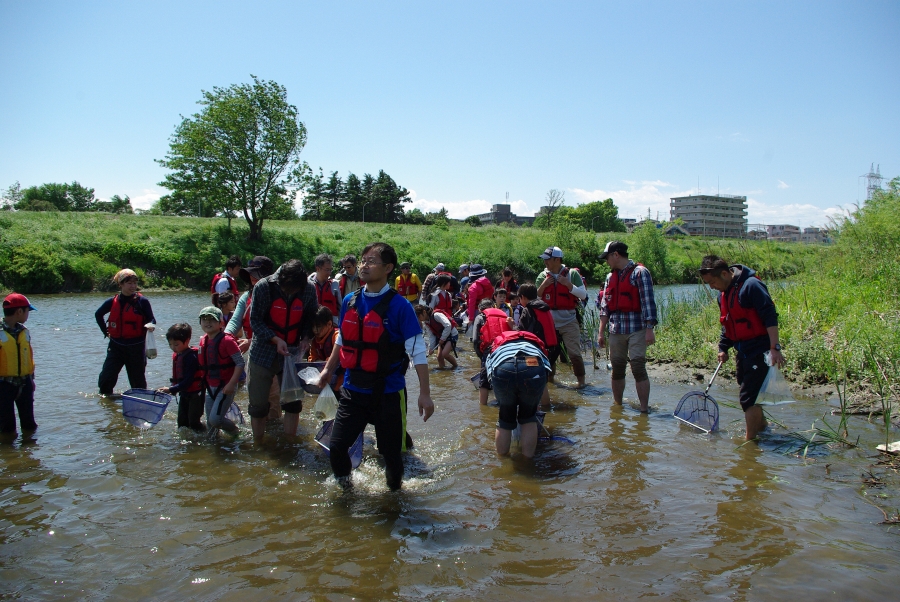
[516,283,556,407]
[699,255,785,440]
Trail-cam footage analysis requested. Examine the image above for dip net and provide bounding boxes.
[122,389,171,429]
[673,391,719,433]
[315,420,364,470]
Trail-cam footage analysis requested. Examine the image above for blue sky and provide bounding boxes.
[1,1,897,227]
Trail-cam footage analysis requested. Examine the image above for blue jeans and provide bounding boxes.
[491,357,546,430]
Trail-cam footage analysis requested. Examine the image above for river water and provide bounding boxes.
[1,290,897,600]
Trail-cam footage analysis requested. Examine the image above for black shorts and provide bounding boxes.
[736,352,768,411]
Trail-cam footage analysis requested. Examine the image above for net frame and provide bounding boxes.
[315,419,364,470]
[122,388,171,429]
[673,391,719,433]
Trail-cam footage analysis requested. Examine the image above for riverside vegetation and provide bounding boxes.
[0,196,895,409]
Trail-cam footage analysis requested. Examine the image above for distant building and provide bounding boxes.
[801,227,832,244]
[767,224,801,242]
[669,194,748,238]
[472,204,535,226]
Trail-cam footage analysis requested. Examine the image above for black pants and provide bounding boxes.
[736,351,768,411]
[98,341,146,395]
[0,379,37,434]
[177,391,205,431]
[330,388,407,490]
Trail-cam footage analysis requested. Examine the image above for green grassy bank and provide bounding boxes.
[0,211,826,293]
[651,181,900,411]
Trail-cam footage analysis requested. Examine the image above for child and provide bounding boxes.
[517,283,557,406]
[212,291,237,326]
[415,305,458,369]
[493,288,510,316]
[1,293,38,439]
[197,306,244,435]
[309,305,342,393]
[95,269,156,396]
[509,292,523,327]
[472,298,512,405]
[157,323,204,432]
[429,275,453,313]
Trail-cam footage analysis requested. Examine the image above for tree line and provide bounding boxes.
[1,181,134,213]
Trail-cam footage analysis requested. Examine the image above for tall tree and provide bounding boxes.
[95,194,134,214]
[323,171,345,220]
[1,182,22,210]
[300,167,327,220]
[540,188,566,230]
[343,172,365,221]
[570,198,625,232]
[157,76,308,240]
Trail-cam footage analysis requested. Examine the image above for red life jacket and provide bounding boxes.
[428,309,454,338]
[720,277,769,342]
[604,263,643,313]
[199,332,237,388]
[210,272,239,295]
[339,290,408,386]
[543,268,578,311]
[242,293,254,339]
[107,293,145,339]
[265,283,305,346]
[397,274,420,297]
[432,290,452,312]
[470,277,495,306]
[490,330,548,356]
[171,347,202,394]
[479,308,512,354]
[437,270,452,278]
[522,302,558,347]
[314,279,340,315]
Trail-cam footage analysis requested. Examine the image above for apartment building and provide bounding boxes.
[669,194,748,238]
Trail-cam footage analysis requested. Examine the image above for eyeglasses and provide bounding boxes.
[359,257,385,266]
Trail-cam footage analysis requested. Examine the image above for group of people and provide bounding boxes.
[0,240,785,487]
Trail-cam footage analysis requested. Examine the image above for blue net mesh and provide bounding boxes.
[315,419,364,470]
[122,389,171,429]
[674,391,719,433]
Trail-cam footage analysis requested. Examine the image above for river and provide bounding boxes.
[1,290,897,600]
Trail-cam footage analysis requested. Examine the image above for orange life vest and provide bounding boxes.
[479,308,512,354]
[265,283,305,346]
[604,263,643,313]
[543,268,578,311]
[719,277,769,342]
[171,347,202,394]
[107,294,145,339]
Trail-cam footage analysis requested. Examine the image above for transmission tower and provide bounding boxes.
[862,163,884,200]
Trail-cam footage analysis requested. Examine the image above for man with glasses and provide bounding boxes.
[597,241,657,411]
[699,255,784,440]
[317,242,435,491]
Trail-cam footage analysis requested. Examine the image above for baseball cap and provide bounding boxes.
[459,264,469,272]
[199,306,223,322]
[435,263,446,272]
[3,293,36,311]
[239,256,275,283]
[539,246,564,260]
[399,262,412,269]
[599,241,628,261]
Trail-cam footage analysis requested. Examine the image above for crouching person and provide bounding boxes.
[486,330,551,459]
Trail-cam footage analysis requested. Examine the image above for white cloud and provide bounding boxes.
[777,180,789,189]
[407,189,535,219]
[569,181,694,222]
[99,188,162,210]
[746,198,841,227]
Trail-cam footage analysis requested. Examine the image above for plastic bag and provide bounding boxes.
[298,367,324,394]
[757,351,795,405]
[144,325,158,360]
[313,386,338,421]
[279,350,305,405]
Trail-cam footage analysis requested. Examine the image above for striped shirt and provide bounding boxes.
[485,340,552,382]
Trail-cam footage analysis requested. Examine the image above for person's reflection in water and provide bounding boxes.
[696,445,798,595]
[599,407,658,561]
